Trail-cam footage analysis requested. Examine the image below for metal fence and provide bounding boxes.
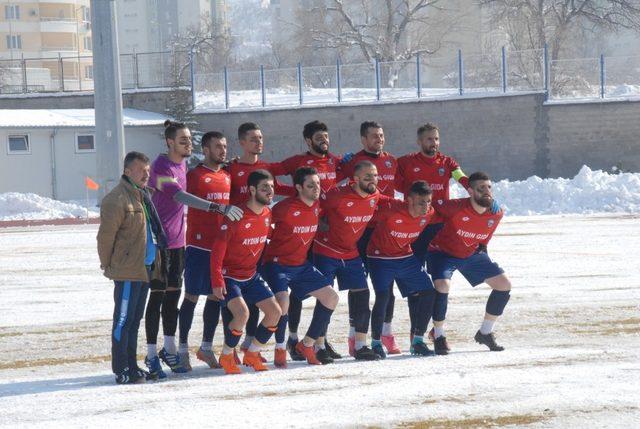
[1,47,639,107]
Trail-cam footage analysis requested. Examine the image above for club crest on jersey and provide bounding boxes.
[314,208,319,216]
[238,171,245,176]
[488,219,495,227]
[293,211,301,217]
[370,200,375,207]
[420,219,427,226]
[462,216,470,222]
[328,158,334,165]
[438,167,445,176]
[265,218,270,226]
[437,199,443,205]
[245,223,252,228]
[347,202,354,207]
[385,160,392,168]
[205,177,212,183]
[225,177,230,183]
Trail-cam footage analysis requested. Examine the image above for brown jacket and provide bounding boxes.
[97,177,158,282]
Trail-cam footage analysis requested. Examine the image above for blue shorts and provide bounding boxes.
[411,223,444,263]
[313,253,368,291]
[368,255,434,297]
[223,273,274,305]
[260,261,330,301]
[426,250,504,287]
[184,246,213,296]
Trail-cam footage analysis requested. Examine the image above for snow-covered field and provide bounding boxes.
[1,214,639,428]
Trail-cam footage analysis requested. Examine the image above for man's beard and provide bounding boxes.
[311,142,329,155]
[474,195,493,208]
[422,147,437,156]
[358,183,377,195]
[256,194,272,205]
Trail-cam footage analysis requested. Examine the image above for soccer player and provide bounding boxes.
[176,131,232,371]
[261,166,340,366]
[313,160,383,361]
[426,172,512,355]
[98,151,167,384]
[339,121,401,355]
[146,120,242,378]
[278,120,348,360]
[211,170,282,374]
[366,181,436,358]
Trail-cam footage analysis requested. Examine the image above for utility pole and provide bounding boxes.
[91,0,125,197]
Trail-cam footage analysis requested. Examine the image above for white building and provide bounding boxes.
[0,108,169,200]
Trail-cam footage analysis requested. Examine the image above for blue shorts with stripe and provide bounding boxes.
[223,273,274,305]
[184,246,213,296]
[313,253,368,291]
[367,255,433,297]
[426,250,504,287]
[260,261,330,301]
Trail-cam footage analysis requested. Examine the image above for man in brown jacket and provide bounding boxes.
[97,151,167,384]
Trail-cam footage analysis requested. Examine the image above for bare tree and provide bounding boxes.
[481,0,640,91]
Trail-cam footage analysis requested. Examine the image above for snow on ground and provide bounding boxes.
[0,215,639,427]
[0,193,98,221]
[2,166,638,221]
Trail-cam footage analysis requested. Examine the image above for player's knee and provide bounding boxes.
[324,288,339,310]
[275,292,289,314]
[234,306,250,326]
[434,280,449,293]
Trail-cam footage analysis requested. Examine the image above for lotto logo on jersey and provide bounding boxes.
[265,218,270,226]
[395,219,403,224]
[413,167,420,172]
[307,160,314,165]
[438,167,445,176]
[245,223,252,229]
[293,211,301,217]
[205,177,212,183]
[314,208,319,216]
[347,202,354,207]
[225,177,230,183]
[462,216,470,222]
[238,171,245,176]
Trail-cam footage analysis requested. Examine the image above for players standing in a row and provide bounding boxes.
[210,170,282,374]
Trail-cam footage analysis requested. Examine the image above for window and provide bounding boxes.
[7,135,30,154]
[76,134,95,153]
[84,65,93,79]
[4,5,20,19]
[83,36,92,51]
[82,6,91,22]
[6,35,22,49]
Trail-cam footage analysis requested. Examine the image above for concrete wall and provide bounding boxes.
[195,93,546,181]
[0,125,166,200]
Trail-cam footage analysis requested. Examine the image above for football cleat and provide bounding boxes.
[115,368,130,385]
[474,330,504,351]
[196,348,221,369]
[295,341,322,365]
[241,345,267,363]
[315,348,334,365]
[347,336,356,357]
[233,348,241,365]
[243,350,269,371]
[325,340,342,359]
[354,346,380,361]
[381,334,401,354]
[287,337,305,361]
[429,327,450,351]
[159,348,189,373]
[433,336,450,355]
[144,355,167,380]
[274,348,288,368]
[177,351,192,372]
[219,352,242,375]
[371,342,387,360]
[410,340,435,356]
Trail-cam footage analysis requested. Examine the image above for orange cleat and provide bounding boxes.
[243,350,269,371]
[274,348,288,368]
[240,345,267,363]
[295,341,321,365]
[219,352,242,375]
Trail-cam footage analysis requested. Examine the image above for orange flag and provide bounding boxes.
[85,176,100,190]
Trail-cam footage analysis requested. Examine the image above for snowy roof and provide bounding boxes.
[0,108,169,128]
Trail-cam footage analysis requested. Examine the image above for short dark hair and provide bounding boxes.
[293,166,318,187]
[468,171,491,187]
[408,180,433,197]
[164,120,188,140]
[124,151,149,169]
[248,169,273,190]
[201,131,225,149]
[238,122,260,141]
[360,121,382,137]
[353,160,376,175]
[303,120,328,140]
[417,122,439,137]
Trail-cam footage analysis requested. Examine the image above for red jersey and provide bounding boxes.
[263,197,320,266]
[226,159,293,205]
[185,164,230,249]
[367,200,435,259]
[396,152,468,204]
[313,185,382,260]
[210,204,271,287]
[339,150,397,197]
[280,152,346,195]
[429,198,503,259]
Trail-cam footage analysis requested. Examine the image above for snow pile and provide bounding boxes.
[450,165,640,215]
[0,193,98,221]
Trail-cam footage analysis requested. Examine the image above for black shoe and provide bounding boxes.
[371,343,386,359]
[129,366,149,384]
[287,337,305,361]
[433,336,450,355]
[474,330,504,351]
[354,346,380,361]
[115,368,130,385]
[325,340,343,359]
[315,348,334,365]
[411,341,435,356]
